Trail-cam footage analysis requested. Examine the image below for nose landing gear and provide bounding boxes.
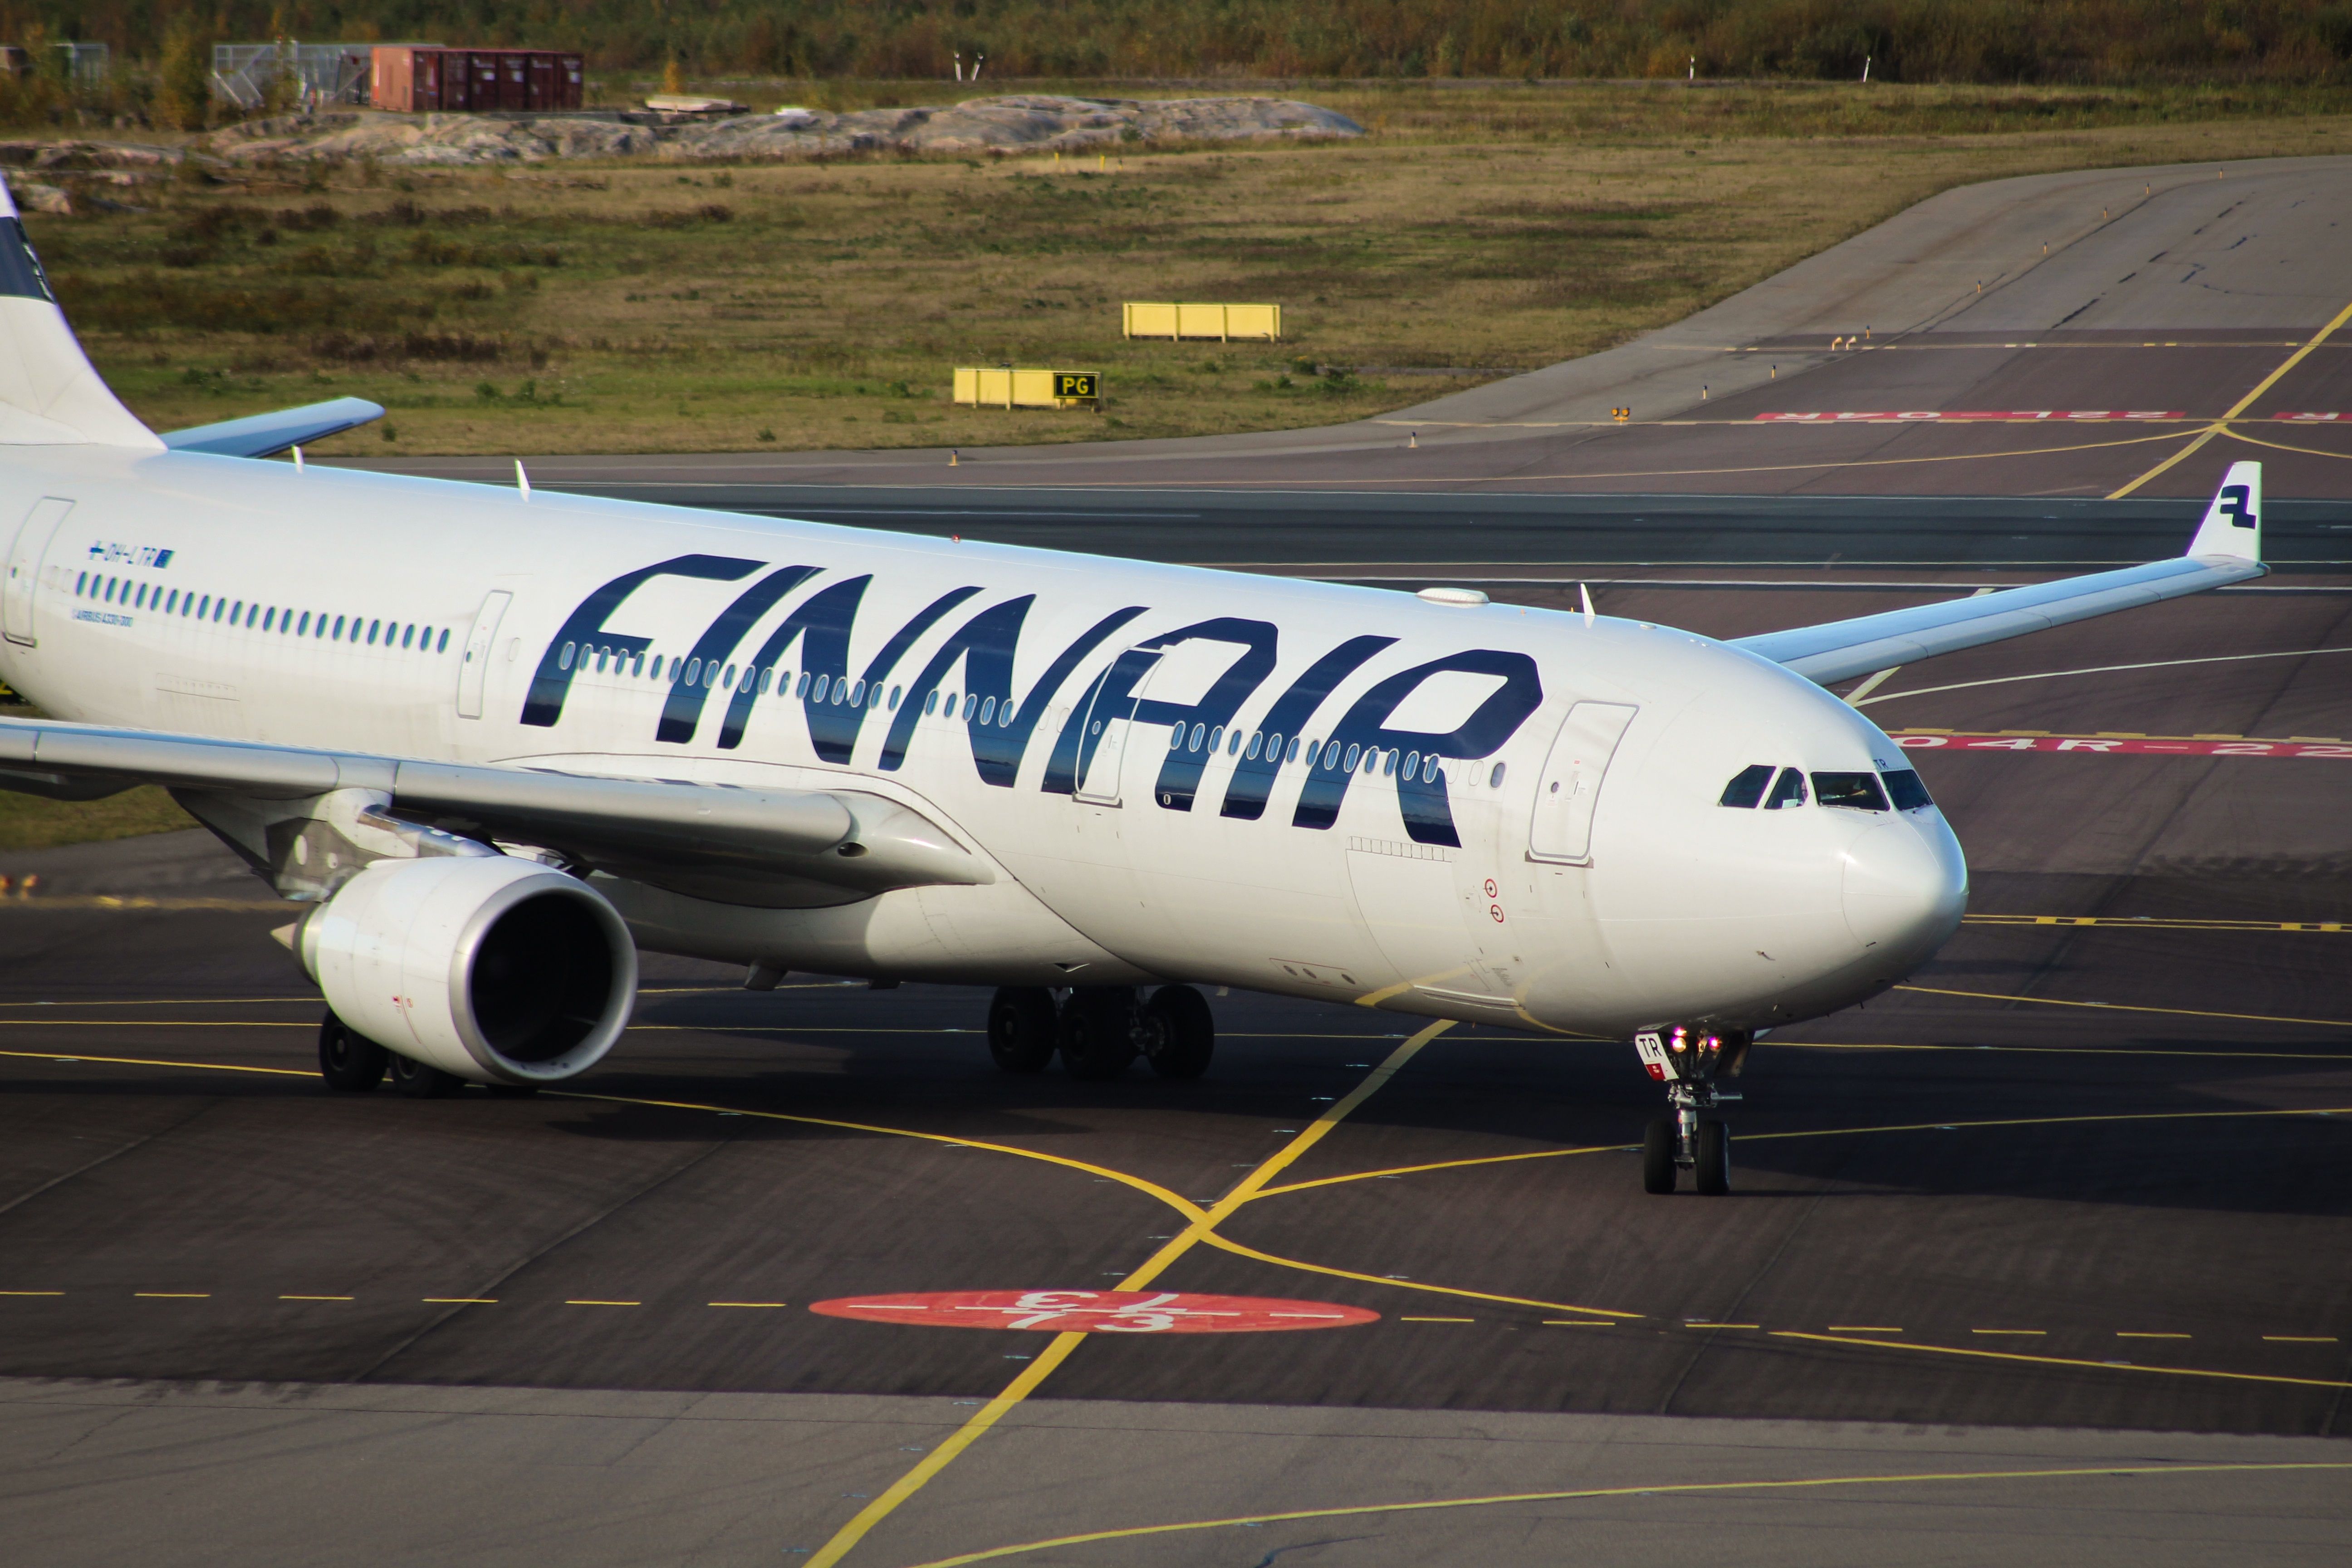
[1635,1027,1748,1196]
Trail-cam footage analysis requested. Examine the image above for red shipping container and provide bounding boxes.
[373,46,584,113]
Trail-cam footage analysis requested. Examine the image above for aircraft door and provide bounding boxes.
[1527,701,1638,864]
[456,588,511,719]
[1072,648,1153,805]
[1,497,72,647]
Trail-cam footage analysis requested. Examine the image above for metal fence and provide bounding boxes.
[211,41,415,109]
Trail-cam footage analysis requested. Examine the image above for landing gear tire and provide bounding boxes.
[318,1012,387,1094]
[1641,1118,1677,1194]
[1142,985,1215,1079]
[1693,1119,1731,1196]
[987,987,1061,1074]
[389,1053,461,1099]
[1058,990,1137,1081]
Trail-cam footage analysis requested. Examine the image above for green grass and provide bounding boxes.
[0,786,198,853]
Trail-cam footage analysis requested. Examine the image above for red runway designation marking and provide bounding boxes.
[1894,733,2352,759]
[809,1289,1379,1334]
[1754,410,2185,422]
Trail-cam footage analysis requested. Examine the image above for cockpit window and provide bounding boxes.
[1882,769,1935,811]
[1812,771,1891,811]
[1764,768,1808,810]
[1718,764,1774,808]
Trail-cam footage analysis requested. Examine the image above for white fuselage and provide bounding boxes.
[0,446,1966,1037]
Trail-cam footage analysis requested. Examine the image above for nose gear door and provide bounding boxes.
[1528,701,1637,864]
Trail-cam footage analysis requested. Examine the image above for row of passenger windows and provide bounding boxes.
[559,639,1051,725]
[74,572,452,653]
[1163,720,1504,787]
[555,639,1509,785]
[1718,764,1934,813]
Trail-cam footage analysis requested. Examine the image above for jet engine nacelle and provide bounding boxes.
[294,855,637,1085]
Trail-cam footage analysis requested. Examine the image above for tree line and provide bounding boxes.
[5,0,2351,85]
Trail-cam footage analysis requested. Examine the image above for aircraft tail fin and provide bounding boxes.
[0,179,161,449]
[2185,460,2262,563]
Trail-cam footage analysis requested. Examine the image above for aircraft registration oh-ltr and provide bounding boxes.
[0,185,2268,1194]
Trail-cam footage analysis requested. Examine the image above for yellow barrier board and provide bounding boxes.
[1122,302,1282,342]
[953,368,1102,409]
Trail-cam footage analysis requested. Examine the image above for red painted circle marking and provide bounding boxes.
[809,1289,1379,1334]
[1490,904,1505,922]
[1483,879,1499,897]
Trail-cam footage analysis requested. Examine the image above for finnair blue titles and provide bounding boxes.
[0,185,2267,1191]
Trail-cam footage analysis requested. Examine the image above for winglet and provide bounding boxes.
[2185,460,2261,563]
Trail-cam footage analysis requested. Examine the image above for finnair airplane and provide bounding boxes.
[0,188,2267,1194]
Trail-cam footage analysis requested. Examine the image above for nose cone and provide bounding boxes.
[1842,813,1967,965]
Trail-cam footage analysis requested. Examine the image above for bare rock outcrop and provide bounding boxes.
[195,95,1362,167]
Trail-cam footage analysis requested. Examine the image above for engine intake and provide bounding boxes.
[294,855,636,1084]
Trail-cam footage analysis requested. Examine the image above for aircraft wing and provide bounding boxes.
[0,719,991,902]
[159,397,387,459]
[1732,462,2267,686]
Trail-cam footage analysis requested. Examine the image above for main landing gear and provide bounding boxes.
[1635,1026,1750,1196]
[987,985,1215,1082]
[317,1009,531,1099]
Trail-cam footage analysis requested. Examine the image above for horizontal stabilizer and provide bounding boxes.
[1734,463,2268,687]
[161,397,387,459]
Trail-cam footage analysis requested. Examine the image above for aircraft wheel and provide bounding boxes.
[1058,990,1136,1081]
[987,987,1060,1074]
[318,1012,387,1094]
[1642,1118,1677,1194]
[1693,1119,1732,1196]
[1142,985,1214,1079]
[389,1053,461,1099]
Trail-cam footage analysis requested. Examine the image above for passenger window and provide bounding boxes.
[1322,741,1339,769]
[1718,764,1774,808]
[560,642,576,670]
[962,693,978,720]
[74,571,86,595]
[164,589,178,613]
[889,685,902,709]
[1489,761,1507,789]
[1247,732,1264,760]
[1342,743,1361,772]
[1206,725,1223,754]
[1812,772,1891,811]
[924,688,939,715]
[1764,768,1808,809]
[851,679,868,707]
[436,628,449,653]
[369,619,382,644]
[401,625,413,649]
[1882,769,1935,811]
[1282,735,1299,764]
[332,614,345,638]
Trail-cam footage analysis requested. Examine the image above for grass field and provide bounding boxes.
[27,80,2347,457]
